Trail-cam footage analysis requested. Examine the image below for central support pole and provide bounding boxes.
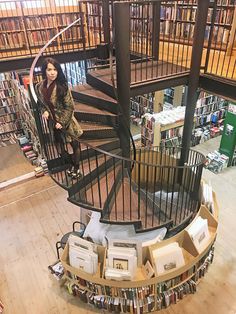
[114,2,131,159]
[180,0,210,166]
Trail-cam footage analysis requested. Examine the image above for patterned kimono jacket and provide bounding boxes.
[36,80,83,142]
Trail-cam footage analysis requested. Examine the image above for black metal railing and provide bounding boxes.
[110,0,236,85]
[203,0,236,80]
[1,0,235,83]
[29,101,205,233]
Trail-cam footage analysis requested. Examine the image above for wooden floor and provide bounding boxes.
[0,144,35,183]
[0,139,236,314]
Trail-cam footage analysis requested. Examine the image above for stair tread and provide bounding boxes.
[79,121,115,130]
[72,84,117,104]
[81,137,119,148]
[87,60,188,86]
[74,101,117,116]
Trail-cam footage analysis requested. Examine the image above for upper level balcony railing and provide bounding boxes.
[110,0,236,86]
[1,0,235,84]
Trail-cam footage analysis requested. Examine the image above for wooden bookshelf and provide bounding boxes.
[141,110,185,148]
[0,74,22,139]
[192,91,228,146]
[0,0,104,59]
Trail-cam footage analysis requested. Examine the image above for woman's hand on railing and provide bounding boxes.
[55,122,63,130]
[42,110,50,121]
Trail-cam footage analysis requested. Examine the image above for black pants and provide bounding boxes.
[54,129,80,170]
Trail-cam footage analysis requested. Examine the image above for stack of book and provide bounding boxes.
[204,151,229,173]
[34,166,44,178]
[48,260,64,280]
[40,159,48,174]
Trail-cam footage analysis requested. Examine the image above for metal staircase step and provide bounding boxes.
[72,84,119,114]
[79,121,117,139]
[74,101,119,127]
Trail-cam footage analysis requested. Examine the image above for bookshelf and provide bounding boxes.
[160,0,236,51]
[192,91,228,146]
[18,81,41,156]
[130,94,154,126]
[0,0,103,59]
[56,194,218,313]
[141,107,185,148]
[0,16,27,51]
[0,73,22,143]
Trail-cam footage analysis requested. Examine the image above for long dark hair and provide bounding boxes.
[41,57,68,102]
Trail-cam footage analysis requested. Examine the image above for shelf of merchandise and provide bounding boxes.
[0,1,103,58]
[141,115,184,148]
[0,75,22,139]
[192,91,228,146]
[58,193,218,312]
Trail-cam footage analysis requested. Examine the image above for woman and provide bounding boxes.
[36,57,83,179]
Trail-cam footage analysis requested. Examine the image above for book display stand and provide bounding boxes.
[51,191,219,313]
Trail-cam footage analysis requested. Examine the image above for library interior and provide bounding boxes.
[0,0,236,313]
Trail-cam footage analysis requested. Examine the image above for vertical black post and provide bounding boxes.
[180,0,210,166]
[152,1,161,60]
[114,2,131,159]
[102,0,110,44]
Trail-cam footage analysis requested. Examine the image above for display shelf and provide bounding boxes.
[56,192,218,314]
[58,191,218,288]
[141,109,185,148]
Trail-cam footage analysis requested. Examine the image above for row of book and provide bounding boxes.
[0,18,22,31]
[0,32,26,48]
[56,13,81,26]
[161,126,184,140]
[191,124,224,146]
[160,6,197,22]
[28,29,57,45]
[204,151,229,173]
[0,88,15,98]
[157,279,197,309]
[0,120,21,134]
[195,102,227,116]
[0,112,19,123]
[195,108,227,127]
[66,283,156,313]
[24,16,55,29]
[0,97,17,108]
[160,136,182,148]
[0,80,14,90]
[161,21,195,39]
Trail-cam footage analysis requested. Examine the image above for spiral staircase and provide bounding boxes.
[28,0,224,237]
[30,61,205,237]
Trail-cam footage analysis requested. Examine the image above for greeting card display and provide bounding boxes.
[105,246,138,280]
[187,216,210,252]
[68,235,98,275]
[153,242,185,275]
